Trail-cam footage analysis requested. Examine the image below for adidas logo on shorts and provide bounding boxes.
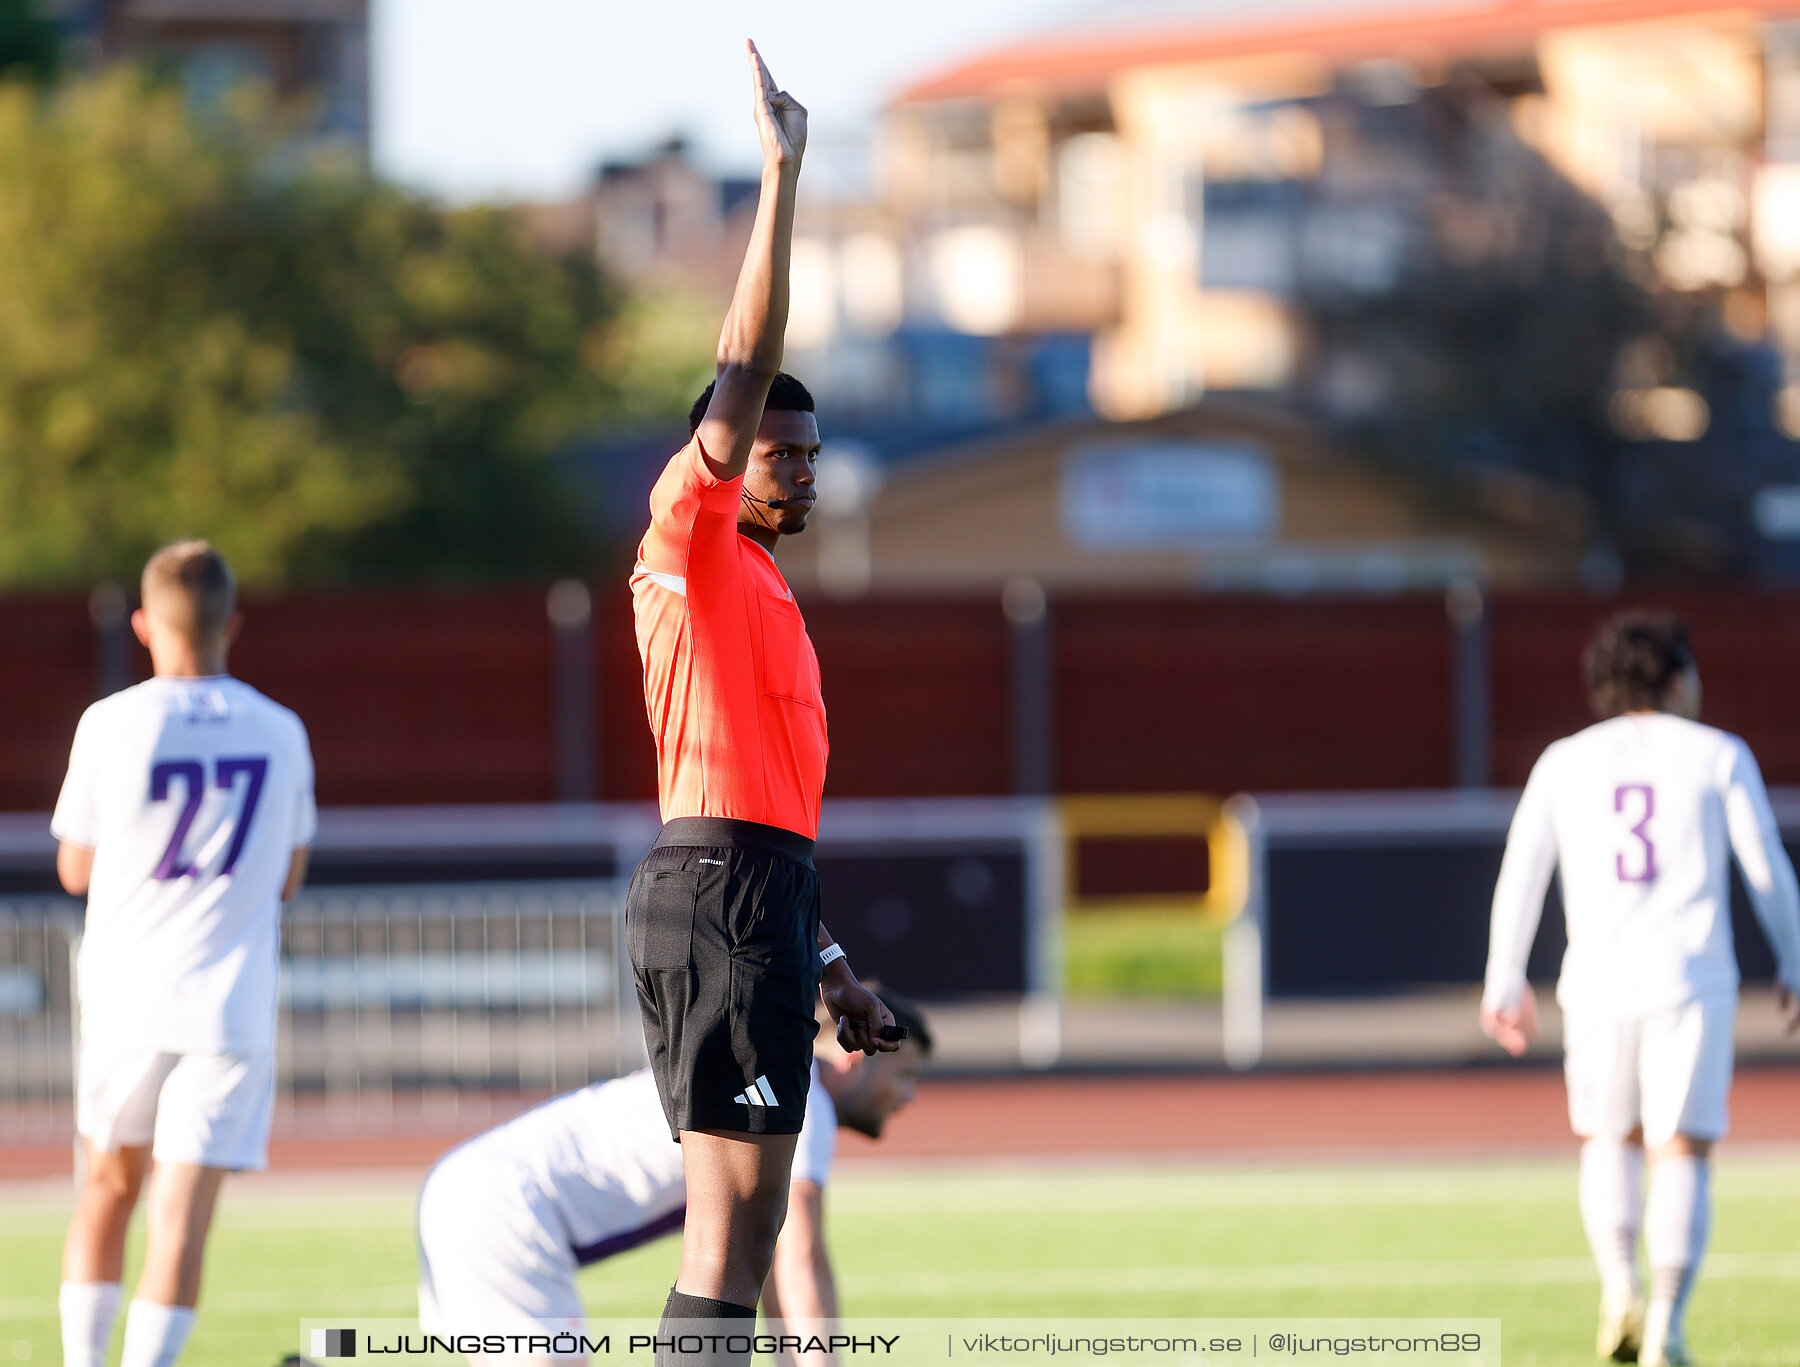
[732,1075,779,1107]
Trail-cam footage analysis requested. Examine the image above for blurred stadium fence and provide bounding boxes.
[0,896,77,1145]
[1222,787,1795,1067]
[8,786,1791,1139]
[0,799,1072,1142]
[18,583,1800,814]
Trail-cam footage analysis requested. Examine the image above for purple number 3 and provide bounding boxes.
[1615,783,1657,883]
[149,755,269,881]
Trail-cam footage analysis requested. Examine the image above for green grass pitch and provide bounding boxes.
[2,1155,1797,1366]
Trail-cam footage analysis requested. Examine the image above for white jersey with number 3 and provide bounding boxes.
[51,676,316,1055]
[1484,713,1800,1017]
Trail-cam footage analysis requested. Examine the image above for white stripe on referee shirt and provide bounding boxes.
[633,563,686,596]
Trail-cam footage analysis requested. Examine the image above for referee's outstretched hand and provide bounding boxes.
[747,39,806,169]
[822,971,900,1056]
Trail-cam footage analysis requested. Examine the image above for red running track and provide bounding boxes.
[2,1067,1795,1180]
[836,1065,1800,1162]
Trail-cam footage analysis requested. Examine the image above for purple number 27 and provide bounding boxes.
[1615,783,1656,883]
[149,755,268,881]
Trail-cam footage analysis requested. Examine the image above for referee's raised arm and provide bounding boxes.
[625,41,846,1354]
[692,40,806,484]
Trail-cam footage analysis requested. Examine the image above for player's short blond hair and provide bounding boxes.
[141,540,236,641]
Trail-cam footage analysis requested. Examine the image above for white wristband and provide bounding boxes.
[818,943,847,971]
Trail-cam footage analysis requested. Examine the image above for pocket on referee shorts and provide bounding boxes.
[628,868,698,970]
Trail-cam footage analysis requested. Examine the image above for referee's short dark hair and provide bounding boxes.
[688,372,815,435]
[1583,611,1694,718]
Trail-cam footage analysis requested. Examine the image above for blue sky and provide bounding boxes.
[369,0,1447,203]
[370,0,1068,202]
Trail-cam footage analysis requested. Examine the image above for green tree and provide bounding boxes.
[0,68,621,588]
[595,285,721,428]
[0,0,58,83]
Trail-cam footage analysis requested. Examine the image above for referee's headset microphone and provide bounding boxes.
[743,491,796,509]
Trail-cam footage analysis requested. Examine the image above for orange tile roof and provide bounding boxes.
[894,0,1798,103]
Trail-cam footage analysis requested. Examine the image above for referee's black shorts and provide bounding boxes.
[624,817,821,1139]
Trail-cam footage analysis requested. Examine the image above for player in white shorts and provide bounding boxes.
[415,990,930,1365]
[52,541,317,1367]
[1481,611,1800,1367]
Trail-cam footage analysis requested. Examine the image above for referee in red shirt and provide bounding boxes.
[625,40,898,1351]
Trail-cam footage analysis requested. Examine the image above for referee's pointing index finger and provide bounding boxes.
[747,40,777,99]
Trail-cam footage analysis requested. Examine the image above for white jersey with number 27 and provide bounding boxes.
[1484,712,1800,1018]
[51,676,317,1055]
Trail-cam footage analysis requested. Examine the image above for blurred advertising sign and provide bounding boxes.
[1060,441,1279,549]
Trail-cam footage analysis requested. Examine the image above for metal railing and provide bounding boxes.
[276,879,640,1133]
[0,883,641,1143]
[0,899,80,1145]
[1053,794,1262,1069]
[0,796,1087,1145]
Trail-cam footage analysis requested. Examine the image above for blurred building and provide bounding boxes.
[516,137,759,296]
[555,2,1800,580]
[50,0,369,151]
[777,398,1590,598]
[878,0,1800,418]
[777,195,1098,450]
[588,137,760,292]
[804,0,1800,581]
[551,136,1093,458]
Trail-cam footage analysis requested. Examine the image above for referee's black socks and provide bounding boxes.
[656,1288,756,1367]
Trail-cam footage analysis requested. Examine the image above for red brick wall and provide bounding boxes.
[1056,597,1453,793]
[6,586,1794,809]
[1,598,97,810]
[232,591,558,805]
[1489,589,1800,785]
[807,599,1011,797]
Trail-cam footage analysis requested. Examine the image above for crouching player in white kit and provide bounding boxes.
[1481,611,1800,1367]
[416,989,930,1363]
[53,541,317,1367]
